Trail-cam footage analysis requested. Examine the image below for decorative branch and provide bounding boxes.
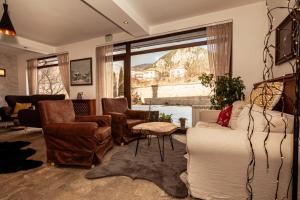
[246,1,299,199]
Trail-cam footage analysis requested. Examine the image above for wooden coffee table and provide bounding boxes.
[132,122,177,161]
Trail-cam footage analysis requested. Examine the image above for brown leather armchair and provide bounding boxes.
[102,98,159,145]
[39,100,113,167]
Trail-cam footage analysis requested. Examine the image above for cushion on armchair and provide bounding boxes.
[12,102,32,115]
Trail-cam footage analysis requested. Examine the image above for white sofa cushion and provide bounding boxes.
[236,104,294,133]
[229,100,247,129]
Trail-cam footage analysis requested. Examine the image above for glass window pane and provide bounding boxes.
[113,60,125,97]
[37,66,68,97]
[131,46,210,127]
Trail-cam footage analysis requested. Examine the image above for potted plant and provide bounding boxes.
[159,113,173,122]
[198,73,245,109]
[179,117,187,129]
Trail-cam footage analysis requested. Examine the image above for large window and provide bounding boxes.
[37,56,68,96]
[112,60,124,98]
[113,28,211,127]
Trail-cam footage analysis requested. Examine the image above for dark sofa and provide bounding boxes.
[0,95,65,127]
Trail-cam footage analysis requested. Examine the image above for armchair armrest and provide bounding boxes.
[75,115,111,126]
[18,109,41,127]
[125,109,148,120]
[107,112,127,123]
[44,122,99,137]
[125,109,159,121]
[0,106,11,121]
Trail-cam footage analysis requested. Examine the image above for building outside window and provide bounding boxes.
[113,29,213,127]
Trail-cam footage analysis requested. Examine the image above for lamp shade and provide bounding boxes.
[0,3,16,36]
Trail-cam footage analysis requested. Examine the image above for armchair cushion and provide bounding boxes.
[95,127,111,141]
[12,102,32,115]
[76,115,111,127]
[44,122,99,137]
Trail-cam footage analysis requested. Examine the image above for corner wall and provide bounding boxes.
[0,53,18,106]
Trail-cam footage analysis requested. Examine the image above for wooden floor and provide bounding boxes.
[0,128,189,200]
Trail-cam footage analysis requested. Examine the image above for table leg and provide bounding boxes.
[163,135,165,158]
[135,136,140,156]
[169,135,174,150]
[157,136,164,162]
[147,135,151,146]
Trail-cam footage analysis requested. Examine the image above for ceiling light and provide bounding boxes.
[0,0,16,36]
[0,68,6,77]
[123,21,129,24]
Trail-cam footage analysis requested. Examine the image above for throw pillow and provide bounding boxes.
[250,81,283,110]
[237,104,294,133]
[12,102,32,115]
[229,100,247,129]
[217,105,233,127]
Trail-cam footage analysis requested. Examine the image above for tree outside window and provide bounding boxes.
[37,66,67,96]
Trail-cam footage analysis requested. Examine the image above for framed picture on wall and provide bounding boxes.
[70,58,92,86]
[275,11,297,65]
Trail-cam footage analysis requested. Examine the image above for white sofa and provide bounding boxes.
[187,108,298,200]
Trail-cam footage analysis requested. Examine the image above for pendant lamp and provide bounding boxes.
[0,0,15,36]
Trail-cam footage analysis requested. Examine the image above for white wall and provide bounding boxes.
[58,1,268,97]
[56,32,131,99]
[0,53,18,106]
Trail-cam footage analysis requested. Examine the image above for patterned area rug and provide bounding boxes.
[0,141,43,173]
[86,138,188,198]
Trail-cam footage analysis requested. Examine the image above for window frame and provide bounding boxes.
[113,26,225,108]
[37,56,66,95]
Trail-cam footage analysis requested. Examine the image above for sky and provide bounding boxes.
[131,50,169,66]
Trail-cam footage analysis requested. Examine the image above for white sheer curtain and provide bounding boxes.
[207,22,233,77]
[27,59,38,95]
[96,45,114,114]
[58,53,70,97]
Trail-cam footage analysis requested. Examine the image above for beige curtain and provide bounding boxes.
[27,59,38,95]
[96,45,114,114]
[58,53,70,97]
[207,22,232,77]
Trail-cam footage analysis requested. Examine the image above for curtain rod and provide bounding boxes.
[96,19,233,48]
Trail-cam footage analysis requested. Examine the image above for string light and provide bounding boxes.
[246,0,299,199]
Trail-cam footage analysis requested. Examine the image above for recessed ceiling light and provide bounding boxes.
[123,21,129,24]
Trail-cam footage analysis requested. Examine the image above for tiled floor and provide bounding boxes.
[0,128,189,200]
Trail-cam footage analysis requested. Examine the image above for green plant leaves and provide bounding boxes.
[199,73,245,109]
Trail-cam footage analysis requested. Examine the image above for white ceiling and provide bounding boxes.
[0,0,122,46]
[125,0,264,25]
[0,45,32,56]
[0,0,264,52]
